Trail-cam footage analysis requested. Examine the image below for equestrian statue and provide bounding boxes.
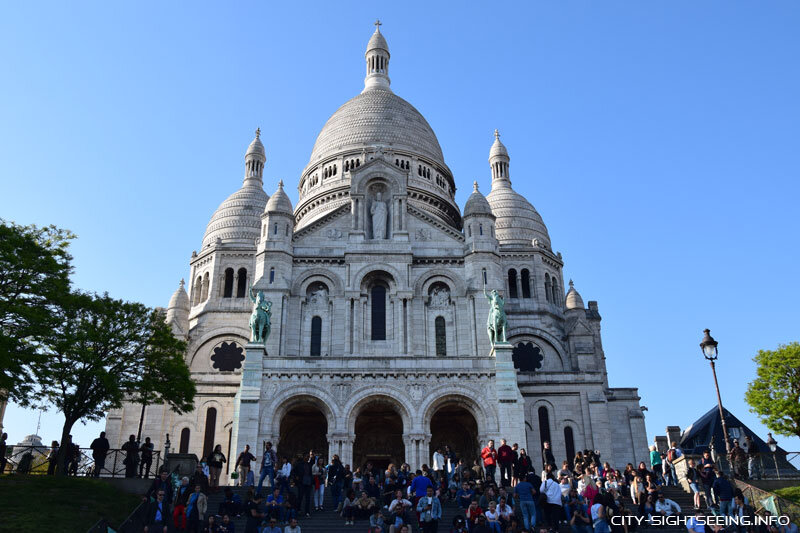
[248,285,272,343]
[484,281,508,346]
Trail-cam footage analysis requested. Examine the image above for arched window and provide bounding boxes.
[273,222,278,235]
[521,269,531,299]
[508,269,518,299]
[479,223,483,236]
[203,407,217,460]
[371,284,387,341]
[564,426,576,469]
[201,272,210,302]
[179,428,190,454]
[435,316,446,356]
[538,406,552,455]
[236,268,247,298]
[223,268,234,298]
[193,276,202,305]
[468,225,472,237]
[310,316,322,356]
[552,279,559,305]
[544,274,552,303]
[482,269,487,286]
[269,267,275,284]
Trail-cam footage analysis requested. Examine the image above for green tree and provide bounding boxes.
[745,342,800,438]
[29,291,195,474]
[0,220,73,403]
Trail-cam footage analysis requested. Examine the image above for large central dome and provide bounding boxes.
[307,89,445,168]
[294,24,461,232]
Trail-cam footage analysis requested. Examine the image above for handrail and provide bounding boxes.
[1,444,162,478]
[735,479,800,524]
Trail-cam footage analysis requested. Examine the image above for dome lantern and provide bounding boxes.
[363,20,391,93]
[245,128,266,184]
[489,129,511,185]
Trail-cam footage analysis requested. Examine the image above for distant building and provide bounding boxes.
[654,406,798,476]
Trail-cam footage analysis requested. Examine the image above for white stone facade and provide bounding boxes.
[105,24,648,476]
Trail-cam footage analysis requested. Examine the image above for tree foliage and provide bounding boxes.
[745,342,800,438]
[30,292,195,426]
[0,220,73,403]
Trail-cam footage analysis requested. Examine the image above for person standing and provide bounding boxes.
[432,447,446,484]
[122,435,140,478]
[416,485,442,533]
[47,440,59,475]
[712,471,734,516]
[515,473,537,530]
[542,441,556,471]
[743,435,759,480]
[236,444,256,487]
[0,432,7,475]
[257,441,277,495]
[648,445,663,485]
[540,472,564,531]
[139,437,154,479]
[497,439,514,487]
[328,454,345,511]
[208,444,226,490]
[298,451,314,517]
[90,431,110,477]
[481,440,498,484]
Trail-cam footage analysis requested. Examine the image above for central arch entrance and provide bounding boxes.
[352,398,405,470]
[278,403,328,462]
[430,403,479,466]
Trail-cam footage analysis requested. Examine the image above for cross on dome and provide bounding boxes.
[494,129,500,140]
[255,127,261,139]
[374,19,382,29]
[473,181,479,192]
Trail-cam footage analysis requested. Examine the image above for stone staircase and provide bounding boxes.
[203,484,698,532]
[205,486,464,532]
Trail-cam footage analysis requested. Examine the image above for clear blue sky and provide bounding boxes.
[2,1,799,456]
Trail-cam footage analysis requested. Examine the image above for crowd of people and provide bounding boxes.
[135,435,797,533]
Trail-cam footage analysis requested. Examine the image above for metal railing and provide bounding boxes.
[1,444,162,478]
[735,479,800,523]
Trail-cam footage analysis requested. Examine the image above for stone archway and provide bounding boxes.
[352,398,405,471]
[430,403,479,466]
[278,403,328,463]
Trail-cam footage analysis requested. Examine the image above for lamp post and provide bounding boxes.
[701,329,732,461]
[767,434,779,479]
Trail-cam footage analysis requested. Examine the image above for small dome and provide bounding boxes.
[464,181,493,218]
[366,26,389,54]
[167,279,190,311]
[265,180,293,214]
[565,280,585,310]
[202,182,268,248]
[487,186,551,248]
[489,129,508,159]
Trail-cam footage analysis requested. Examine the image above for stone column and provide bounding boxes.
[230,343,265,474]
[492,343,526,450]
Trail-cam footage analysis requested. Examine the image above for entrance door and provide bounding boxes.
[352,400,404,470]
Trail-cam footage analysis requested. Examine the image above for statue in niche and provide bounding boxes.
[370,192,388,240]
[429,287,450,309]
[309,286,328,307]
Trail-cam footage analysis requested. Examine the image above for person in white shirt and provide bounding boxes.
[388,490,413,533]
[655,493,681,517]
[276,457,292,492]
[541,473,564,531]
[485,501,503,532]
[432,447,446,483]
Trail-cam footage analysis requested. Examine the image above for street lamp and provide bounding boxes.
[701,329,732,460]
[767,434,779,479]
